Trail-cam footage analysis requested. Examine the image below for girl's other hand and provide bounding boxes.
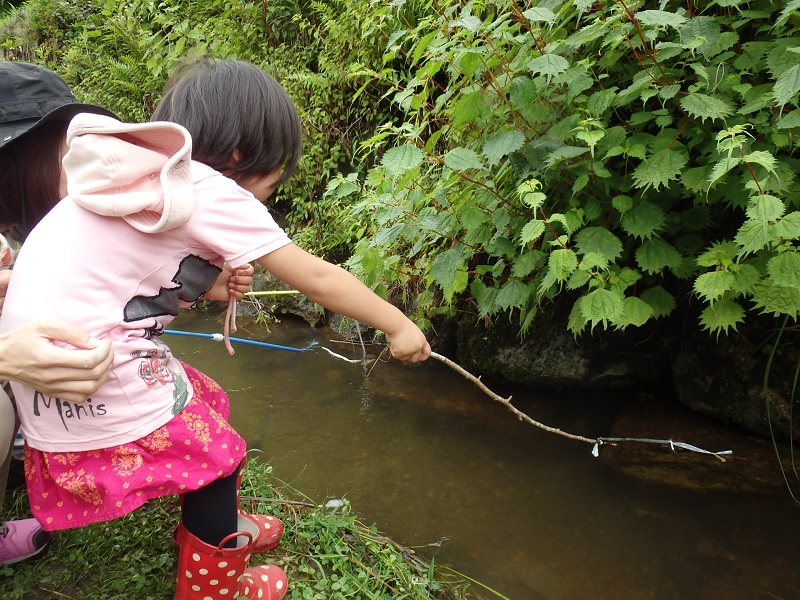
[203,263,254,301]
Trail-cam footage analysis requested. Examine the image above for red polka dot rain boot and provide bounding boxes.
[236,465,284,554]
[239,510,283,554]
[173,518,287,600]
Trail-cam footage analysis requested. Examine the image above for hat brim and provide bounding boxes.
[0,102,118,150]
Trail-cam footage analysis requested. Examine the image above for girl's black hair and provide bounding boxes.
[152,59,302,187]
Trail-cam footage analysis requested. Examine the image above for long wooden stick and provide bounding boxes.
[429,352,596,444]
[428,351,732,460]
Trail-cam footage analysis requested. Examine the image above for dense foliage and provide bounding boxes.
[335,0,800,338]
[2,0,799,339]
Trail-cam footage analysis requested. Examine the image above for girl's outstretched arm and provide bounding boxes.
[256,244,430,363]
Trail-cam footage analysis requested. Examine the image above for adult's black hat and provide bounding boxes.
[0,61,117,150]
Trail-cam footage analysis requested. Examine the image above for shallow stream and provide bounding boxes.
[168,311,800,600]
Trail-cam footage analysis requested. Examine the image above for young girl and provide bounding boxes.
[1,59,430,599]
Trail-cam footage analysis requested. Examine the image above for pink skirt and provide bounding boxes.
[24,362,247,531]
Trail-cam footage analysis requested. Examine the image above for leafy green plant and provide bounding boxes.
[332,0,800,337]
[4,0,799,341]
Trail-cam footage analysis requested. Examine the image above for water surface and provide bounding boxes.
[168,311,800,600]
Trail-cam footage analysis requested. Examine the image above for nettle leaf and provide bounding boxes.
[523,7,557,23]
[777,110,800,129]
[548,211,583,236]
[567,268,591,290]
[609,267,642,292]
[374,223,406,246]
[743,151,778,179]
[586,89,616,117]
[471,279,498,316]
[567,299,587,334]
[496,279,532,310]
[430,247,466,290]
[632,148,687,191]
[574,227,623,261]
[451,15,483,32]
[564,20,607,50]
[735,220,770,254]
[731,263,761,295]
[620,296,653,328]
[680,92,734,123]
[696,241,739,267]
[381,144,424,178]
[635,9,688,29]
[774,64,800,107]
[519,219,546,245]
[444,147,484,171]
[612,195,633,214]
[751,282,800,318]
[528,54,570,81]
[578,288,625,331]
[483,130,525,167]
[678,17,722,59]
[694,270,735,302]
[547,248,579,282]
[620,201,666,240]
[745,194,784,222]
[451,90,487,128]
[640,285,676,318]
[774,211,800,240]
[706,156,741,190]
[545,145,589,167]
[767,251,800,288]
[775,0,800,28]
[511,249,543,278]
[635,238,682,274]
[579,251,609,271]
[699,298,745,334]
[682,165,711,192]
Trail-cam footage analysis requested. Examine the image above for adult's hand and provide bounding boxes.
[0,321,113,402]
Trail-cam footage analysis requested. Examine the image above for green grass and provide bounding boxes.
[1,455,478,599]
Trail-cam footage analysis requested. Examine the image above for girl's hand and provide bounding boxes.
[203,263,254,301]
[385,321,431,363]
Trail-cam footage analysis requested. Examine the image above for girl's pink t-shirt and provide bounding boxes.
[1,164,291,452]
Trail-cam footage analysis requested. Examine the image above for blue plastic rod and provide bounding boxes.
[163,329,315,353]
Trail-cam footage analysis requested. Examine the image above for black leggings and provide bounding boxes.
[181,467,239,547]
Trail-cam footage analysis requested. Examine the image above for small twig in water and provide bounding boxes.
[366,345,391,377]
